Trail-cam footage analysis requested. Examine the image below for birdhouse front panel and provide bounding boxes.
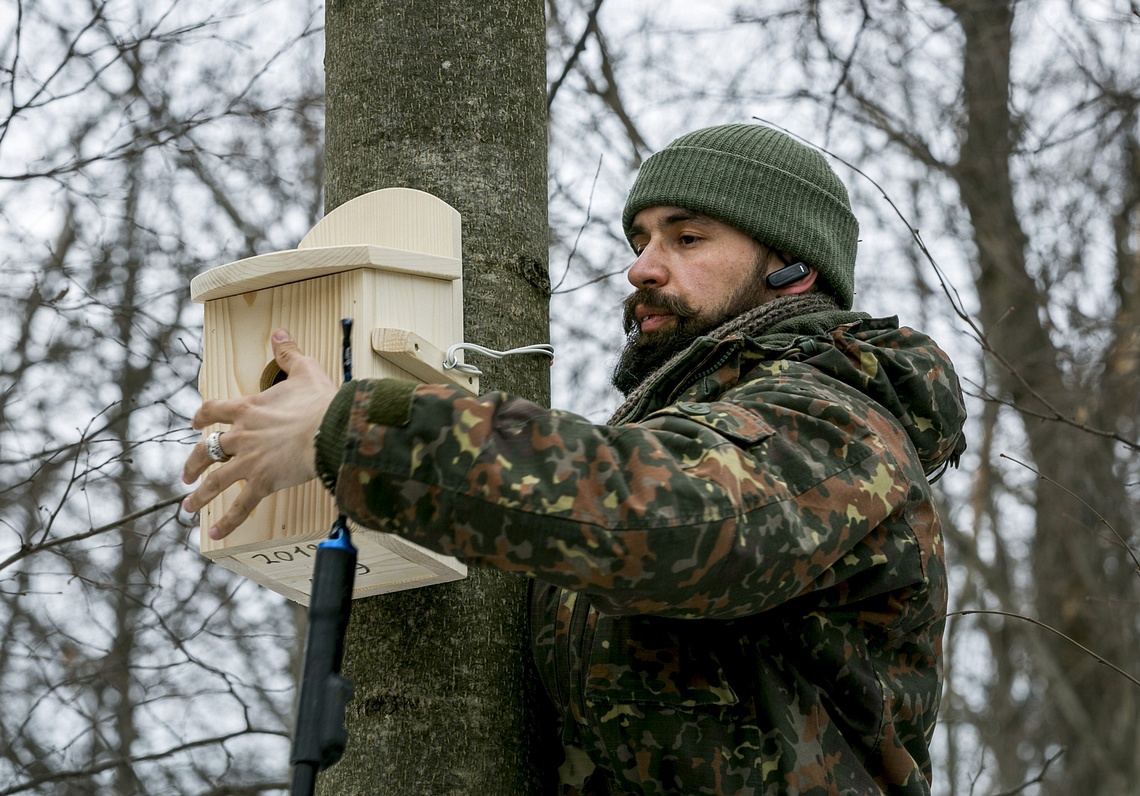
[190,189,471,604]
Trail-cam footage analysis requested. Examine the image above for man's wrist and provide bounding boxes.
[314,378,419,494]
[314,381,356,493]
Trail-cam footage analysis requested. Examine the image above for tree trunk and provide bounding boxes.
[946,2,1140,792]
[319,2,555,794]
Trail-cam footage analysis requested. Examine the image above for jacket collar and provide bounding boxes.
[610,308,868,424]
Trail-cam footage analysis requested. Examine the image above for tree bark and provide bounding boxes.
[319,2,555,794]
[945,2,1140,792]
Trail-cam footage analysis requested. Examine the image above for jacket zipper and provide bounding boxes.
[669,345,738,404]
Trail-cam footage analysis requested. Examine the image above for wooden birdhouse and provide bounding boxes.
[190,188,472,604]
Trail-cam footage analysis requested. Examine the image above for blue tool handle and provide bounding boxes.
[290,522,357,792]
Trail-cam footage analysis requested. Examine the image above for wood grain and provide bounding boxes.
[191,188,468,604]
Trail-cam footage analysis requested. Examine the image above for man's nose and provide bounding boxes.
[627,245,668,288]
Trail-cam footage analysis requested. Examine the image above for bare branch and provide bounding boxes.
[0,729,290,796]
[547,0,605,110]
[949,609,1140,690]
[0,493,189,575]
[999,453,1140,579]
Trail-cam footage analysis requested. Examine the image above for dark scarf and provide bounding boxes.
[608,293,861,425]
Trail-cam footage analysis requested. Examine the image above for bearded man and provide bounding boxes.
[183,124,967,795]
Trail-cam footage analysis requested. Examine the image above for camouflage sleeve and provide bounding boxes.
[327,365,927,619]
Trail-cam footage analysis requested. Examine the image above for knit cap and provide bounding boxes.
[622,124,860,309]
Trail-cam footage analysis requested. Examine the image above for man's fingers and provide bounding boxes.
[182,439,212,484]
[182,456,244,513]
[207,483,268,540]
[182,431,230,484]
[269,328,331,388]
[183,427,237,484]
[191,398,246,431]
[181,462,271,541]
[271,328,305,375]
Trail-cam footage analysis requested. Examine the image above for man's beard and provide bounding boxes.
[610,263,772,396]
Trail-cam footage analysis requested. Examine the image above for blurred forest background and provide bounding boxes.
[2,1,1138,794]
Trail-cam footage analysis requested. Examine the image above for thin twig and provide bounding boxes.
[1000,453,1140,578]
[0,493,190,573]
[950,609,1140,690]
[0,728,289,796]
[989,748,1065,796]
[547,0,606,109]
[551,153,604,294]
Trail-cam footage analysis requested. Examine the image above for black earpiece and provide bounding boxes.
[765,261,810,289]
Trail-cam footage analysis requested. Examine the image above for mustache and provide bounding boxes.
[621,288,698,335]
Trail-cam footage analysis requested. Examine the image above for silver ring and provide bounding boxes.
[204,431,232,463]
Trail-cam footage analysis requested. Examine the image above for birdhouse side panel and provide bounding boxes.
[357,268,463,364]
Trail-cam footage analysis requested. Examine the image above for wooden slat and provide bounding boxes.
[371,327,480,394]
[190,244,461,303]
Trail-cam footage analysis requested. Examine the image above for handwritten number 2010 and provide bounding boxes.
[250,544,371,575]
[251,544,319,565]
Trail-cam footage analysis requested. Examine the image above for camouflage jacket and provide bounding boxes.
[316,315,967,796]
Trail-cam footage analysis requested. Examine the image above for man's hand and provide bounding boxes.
[182,329,339,540]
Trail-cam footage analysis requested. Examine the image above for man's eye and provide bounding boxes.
[679,234,699,245]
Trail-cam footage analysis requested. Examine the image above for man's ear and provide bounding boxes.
[765,261,819,294]
[777,266,818,295]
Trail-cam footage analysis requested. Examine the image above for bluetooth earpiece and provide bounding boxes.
[765,261,810,289]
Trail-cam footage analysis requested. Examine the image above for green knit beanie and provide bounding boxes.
[622,124,860,310]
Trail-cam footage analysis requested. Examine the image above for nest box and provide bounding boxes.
[190,188,472,604]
